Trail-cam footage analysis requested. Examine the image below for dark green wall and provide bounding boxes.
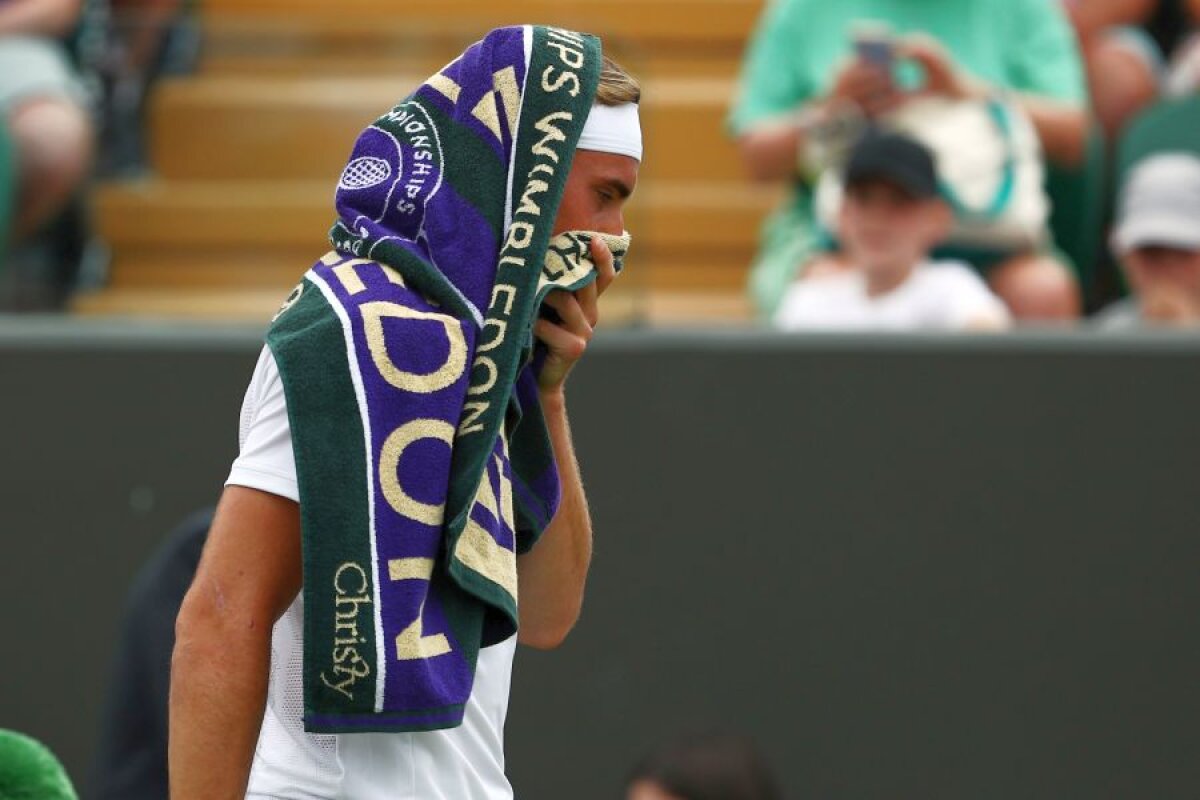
[2,320,1199,799]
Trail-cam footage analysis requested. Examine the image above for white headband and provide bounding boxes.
[577,102,643,162]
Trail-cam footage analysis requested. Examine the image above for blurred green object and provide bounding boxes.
[1117,95,1200,185]
[0,122,14,265]
[0,730,78,800]
[1044,119,1107,305]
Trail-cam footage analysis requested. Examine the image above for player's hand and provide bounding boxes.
[535,237,617,394]
[827,57,903,118]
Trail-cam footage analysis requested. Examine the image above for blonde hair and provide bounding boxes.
[596,55,641,106]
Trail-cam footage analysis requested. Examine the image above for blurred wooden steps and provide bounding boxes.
[200,52,745,81]
[80,0,769,323]
[199,0,760,45]
[93,179,776,292]
[197,2,756,86]
[72,287,293,320]
[95,179,774,251]
[71,286,754,326]
[148,75,742,182]
[198,11,750,79]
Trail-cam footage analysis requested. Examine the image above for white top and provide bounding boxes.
[773,260,1010,332]
[227,346,516,800]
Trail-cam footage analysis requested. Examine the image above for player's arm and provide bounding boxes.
[169,486,302,800]
[516,239,614,649]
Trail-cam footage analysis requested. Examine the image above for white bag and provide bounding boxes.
[815,96,1050,251]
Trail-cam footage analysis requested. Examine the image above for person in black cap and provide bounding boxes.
[774,130,1010,332]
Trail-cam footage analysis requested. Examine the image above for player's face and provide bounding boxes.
[554,149,640,237]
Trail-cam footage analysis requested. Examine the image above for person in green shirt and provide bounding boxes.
[730,0,1089,322]
[0,0,93,245]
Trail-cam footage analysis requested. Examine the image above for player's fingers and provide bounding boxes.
[575,281,600,329]
[543,291,593,339]
[591,237,617,297]
[534,318,588,360]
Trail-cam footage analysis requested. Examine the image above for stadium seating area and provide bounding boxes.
[0,0,1196,324]
[73,0,777,323]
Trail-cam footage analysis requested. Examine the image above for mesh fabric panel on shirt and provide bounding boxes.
[238,352,266,452]
[248,602,344,797]
[271,611,339,758]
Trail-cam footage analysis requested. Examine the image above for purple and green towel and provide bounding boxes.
[266,25,626,733]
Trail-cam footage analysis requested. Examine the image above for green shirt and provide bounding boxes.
[730,0,1086,317]
[730,0,1086,133]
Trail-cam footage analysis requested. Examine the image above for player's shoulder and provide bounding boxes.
[252,342,284,381]
[241,344,288,421]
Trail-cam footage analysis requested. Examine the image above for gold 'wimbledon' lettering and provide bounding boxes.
[379,419,454,525]
[495,452,515,532]
[361,301,467,395]
[466,355,499,397]
[453,458,518,602]
[458,401,488,436]
[387,557,452,661]
[454,516,518,603]
[331,259,406,296]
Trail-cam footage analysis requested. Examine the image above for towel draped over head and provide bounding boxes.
[265,25,625,733]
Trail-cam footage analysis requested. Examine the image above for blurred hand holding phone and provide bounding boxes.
[802,20,904,170]
[852,21,896,75]
[822,21,901,118]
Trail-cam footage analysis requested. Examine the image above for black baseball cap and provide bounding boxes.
[843,129,940,200]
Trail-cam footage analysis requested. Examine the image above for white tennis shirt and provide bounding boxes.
[226,346,516,800]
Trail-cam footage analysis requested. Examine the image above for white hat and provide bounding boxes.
[1112,153,1200,254]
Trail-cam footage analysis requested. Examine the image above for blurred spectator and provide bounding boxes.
[0,125,15,256]
[1063,1,1163,139]
[625,732,781,800]
[1144,0,1199,56]
[92,0,193,174]
[108,0,185,82]
[775,131,1010,332]
[1162,1,1200,95]
[730,0,1087,323]
[0,0,93,244]
[0,729,78,800]
[1097,153,1200,326]
[89,509,211,800]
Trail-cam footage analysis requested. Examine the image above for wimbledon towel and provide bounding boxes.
[265,25,620,733]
